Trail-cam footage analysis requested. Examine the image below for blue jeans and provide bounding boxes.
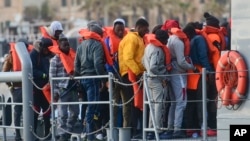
[81,78,100,140]
[57,89,79,135]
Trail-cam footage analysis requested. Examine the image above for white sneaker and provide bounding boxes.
[96,133,103,140]
[81,132,87,139]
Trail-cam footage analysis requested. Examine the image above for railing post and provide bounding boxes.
[142,72,147,141]
[1,95,7,141]
[50,78,56,141]
[108,72,114,141]
[202,68,208,141]
[15,42,34,141]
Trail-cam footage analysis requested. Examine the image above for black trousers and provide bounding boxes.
[183,77,217,130]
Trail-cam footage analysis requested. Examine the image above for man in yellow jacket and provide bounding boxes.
[118,18,149,138]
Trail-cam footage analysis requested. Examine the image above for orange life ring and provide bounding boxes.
[215,51,248,106]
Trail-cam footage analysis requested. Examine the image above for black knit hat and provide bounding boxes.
[204,12,220,28]
[183,24,196,39]
[155,30,169,41]
[155,29,169,44]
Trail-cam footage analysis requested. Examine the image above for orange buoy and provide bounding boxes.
[216,51,248,106]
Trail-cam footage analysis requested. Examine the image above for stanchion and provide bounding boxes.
[106,128,119,141]
[118,127,131,141]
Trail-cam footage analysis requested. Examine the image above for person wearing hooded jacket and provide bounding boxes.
[30,38,54,140]
[40,21,63,46]
[143,29,170,140]
[74,21,108,141]
[160,20,196,139]
[199,12,225,136]
[182,23,214,137]
[104,18,127,128]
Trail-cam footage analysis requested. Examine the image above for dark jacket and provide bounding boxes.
[30,40,54,88]
[74,39,107,77]
[190,35,213,71]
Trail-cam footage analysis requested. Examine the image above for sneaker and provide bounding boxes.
[200,129,217,136]
[15,132,22,141]
[192,132,199,138]
[172,130,186,138]
[15,137,22,141]
[146,132,155,140]
[132,133,142,139]
[87,139,99,141]
[81,132,87,140]
[96,133,103,140]
[186,130,195,137]
[207,129,217,136]
[159,130,173,139]
[58,133,71,141]
[58,136,68,141]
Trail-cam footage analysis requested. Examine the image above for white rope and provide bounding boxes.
[30,127,52,141]
[112,77,143,107]
[57,121,110,136]
[30,102,51,116]
[29,75,44,90]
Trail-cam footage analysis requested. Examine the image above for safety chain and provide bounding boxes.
[29,74,44,90]
[113,76,143,86]
[57,120,110,136]
[30,120,110,140]
[30,101,51,116]
[30,126,52,141]
[112,76,143,107]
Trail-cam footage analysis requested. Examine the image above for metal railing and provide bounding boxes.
[0,42,33,141]
[142,68,209,141]
[49,73,115,141]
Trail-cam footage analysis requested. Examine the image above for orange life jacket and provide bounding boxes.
[48,46,75,74]
[103,26,113,39]
[169,28,190,57]
[105,28,128,57]
[40,26,58,46]
[144,33,172,70]
[79,30,113,66]
[128,69,143,111]
[10,43,33,71]
[103,26,129,40]
[187,65,202,90]
[196,26,226,69]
